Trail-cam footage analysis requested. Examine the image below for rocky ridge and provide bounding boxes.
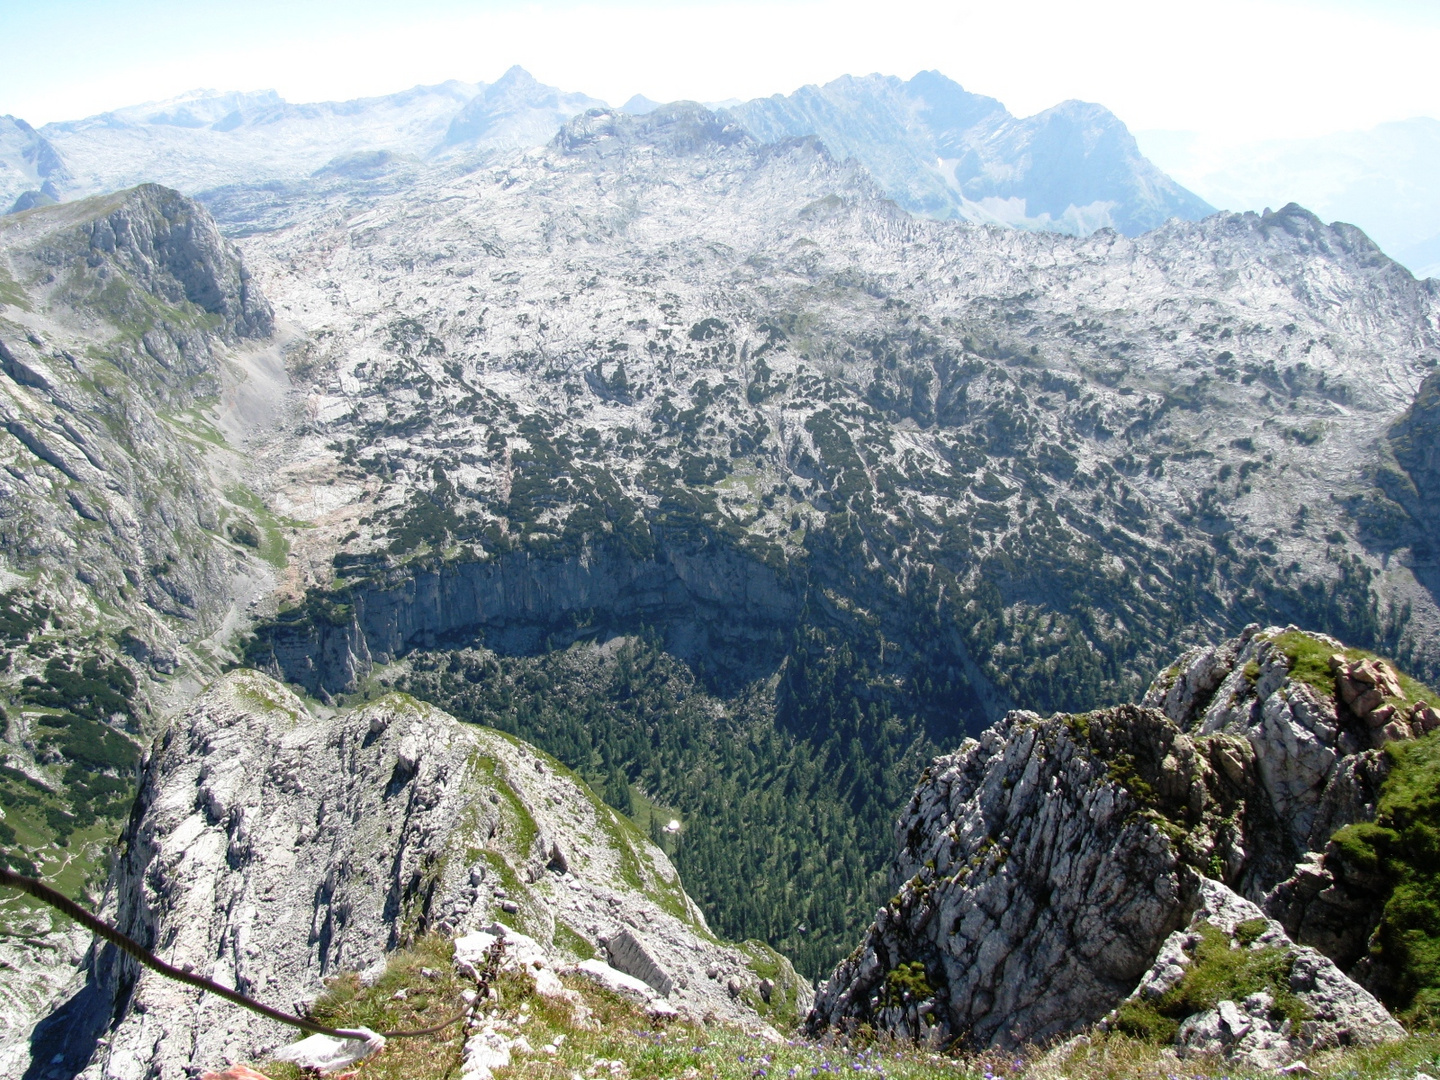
[15,669,805,1079]
[808,625,1436,1056]
[11,69,1211,248]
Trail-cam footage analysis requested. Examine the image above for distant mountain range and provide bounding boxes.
[0,67,1211,240]
[1139,117,1440,278]
[10,67,1436,275]
[724,72,1213,235]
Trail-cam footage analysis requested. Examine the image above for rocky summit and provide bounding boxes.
[808,624,1437,1057]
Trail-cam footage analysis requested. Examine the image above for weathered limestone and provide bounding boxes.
[1118,878,1403,1069]
[22,670,801,1079]
[812,627,1421,1049]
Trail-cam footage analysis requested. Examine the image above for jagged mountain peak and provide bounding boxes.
[552,102,753,159]
[440,67,605,152]
[726,71,1212,235]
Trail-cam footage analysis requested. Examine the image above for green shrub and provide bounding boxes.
[1332,732,1440,1027]
[1113,923,1309,1042]
[882,960,934,1007]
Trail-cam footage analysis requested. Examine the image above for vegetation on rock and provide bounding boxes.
[1114,923,1310,1043]
[1332,731,1440,1027]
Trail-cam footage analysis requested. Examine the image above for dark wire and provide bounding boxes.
[0,866,472,1041]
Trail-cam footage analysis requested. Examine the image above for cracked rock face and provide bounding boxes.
[807,706,1203,1049]
[22,670,803,1079]
[810,627,1416,1049]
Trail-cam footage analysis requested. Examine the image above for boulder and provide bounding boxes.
[1114,878,1403,1069]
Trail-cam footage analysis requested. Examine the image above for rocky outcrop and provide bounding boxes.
[22,670,804,1079]
[1,186,281,644]
[809,705,1219,1048]
[810,626,1425,1049]
[83,184,273,342]
[1116,878,1403,1069]
[1332,654,1440,740]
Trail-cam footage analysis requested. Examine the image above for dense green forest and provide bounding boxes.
[401,636,933,977]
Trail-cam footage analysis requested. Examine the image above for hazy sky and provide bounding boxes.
[3,0,1438,141]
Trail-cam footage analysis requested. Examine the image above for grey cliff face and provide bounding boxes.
[806,705,1201,1048]
[83,184,274,341]
[27,671,803,1079]
[809,625,1417,1048]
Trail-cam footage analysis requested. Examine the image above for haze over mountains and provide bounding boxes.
[1140,117,1440,279]
[11,63,1437,277]
[0,67,1214,243]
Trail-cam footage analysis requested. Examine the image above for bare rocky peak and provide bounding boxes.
[0,185,284,681]
[23,670,805,1078]
[724,71,1214,235]
[808,625,1423,1056]
[441,66,606,154]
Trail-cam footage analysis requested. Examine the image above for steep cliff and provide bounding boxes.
[808,626,1437,1050]
[19,670,805,1079]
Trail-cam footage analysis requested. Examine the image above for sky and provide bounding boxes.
[2,0,1439,141]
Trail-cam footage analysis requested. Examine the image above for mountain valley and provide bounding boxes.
[0,67,1437,1080]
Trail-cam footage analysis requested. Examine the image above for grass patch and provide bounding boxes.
[1270,632,1439,709]
[262,934,472,1080]
[1113,923,1309,1043]
[470,750,540,858]
[737,938,806,1028]
[225,484,295,570]
[0,266,32,311]
[252,936,1440,1080]
[1330,730,1440,1028]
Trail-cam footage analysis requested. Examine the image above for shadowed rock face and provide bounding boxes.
[250,535,801,696]
[809,626,1417,1049]
[83,184,273,341]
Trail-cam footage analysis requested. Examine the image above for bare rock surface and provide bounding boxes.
[811,627,1419,1049]
[20,669,802,1079]
[808,706,1204,1048]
